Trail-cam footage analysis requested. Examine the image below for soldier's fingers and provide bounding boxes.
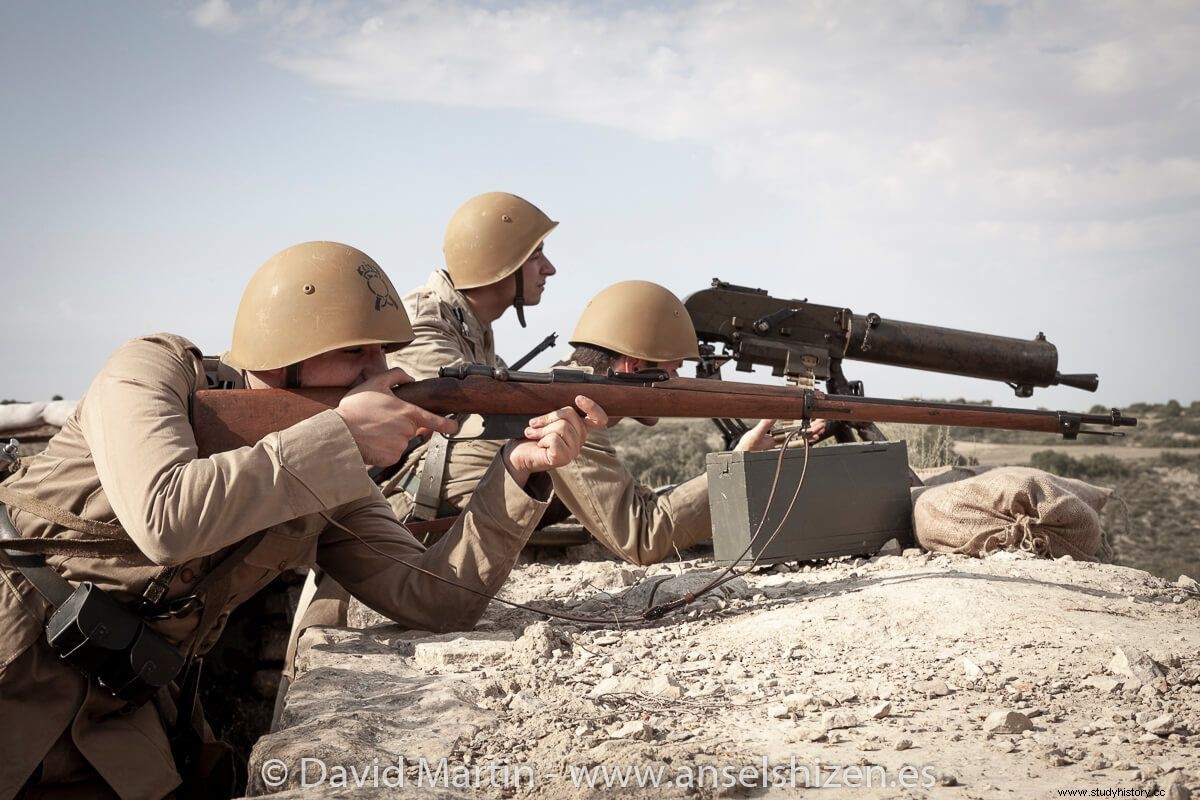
[355,367,413,391]
[527,406,580,429]
[396,402,457,436]
[573,396,608,430]
[751,418,774,434]
[526,417,581,451]
[539,430,570,466]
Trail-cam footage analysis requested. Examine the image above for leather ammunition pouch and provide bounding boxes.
[45,581,186,706]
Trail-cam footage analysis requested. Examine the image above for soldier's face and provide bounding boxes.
[622,357,684,426]
[519,245,555,305]
[298,345,389,388]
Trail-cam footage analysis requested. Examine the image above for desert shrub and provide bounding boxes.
[1029,450,1131,481]
[878,424,975,469]
[1159,451,1200,469]
[609,419,720,487]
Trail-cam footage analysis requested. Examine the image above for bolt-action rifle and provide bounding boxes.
[685,279,1104,450]
[190,366,1136,458]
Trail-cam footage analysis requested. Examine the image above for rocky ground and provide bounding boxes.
[247,544,1200,799]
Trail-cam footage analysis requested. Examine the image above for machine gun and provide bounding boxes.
[685,280,1102,450]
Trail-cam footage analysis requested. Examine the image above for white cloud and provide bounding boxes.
[197,2,1198,246]
[192,1,1200,400]
[190,0,242,33]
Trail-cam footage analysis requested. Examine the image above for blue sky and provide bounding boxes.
[2,1,1197,410]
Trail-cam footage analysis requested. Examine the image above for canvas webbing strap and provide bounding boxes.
[0,504,73,607]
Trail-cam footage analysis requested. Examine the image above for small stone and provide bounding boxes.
[1177,575,1200,592]
[1110,646,1166,684]
[901,548,924,558]
[914,679,952,697]
[961,657,984,678]
[592,635,621,646]
[834,687,859,704]
[768,703,791,719]
[1083,675,1123,693]
[612,720,654,740]
[1167,784,1192,800]
[1144,714,1175,736]
[822,711,861,731]
[646,675,682,700]
[1139,733,1164,743]
[870,702,892,719]
[1089,756,1111,770]
[598,662,616,678]
[412,631,516,669]
[1043,748,1073,767]
[894,738,913,751]
[985,710,1034,734]
[508,689,542,712]
[939,773,959,786]
[877,538,903,556]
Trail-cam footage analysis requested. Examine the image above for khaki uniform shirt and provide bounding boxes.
[384,270,508,517]
[0,333,549,799]
[389,306,714,564]
[548,421,713,566]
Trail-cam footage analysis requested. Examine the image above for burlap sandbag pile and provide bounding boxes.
[912,466,1112,562]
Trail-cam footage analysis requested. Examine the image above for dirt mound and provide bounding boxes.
[249,549,1200,798]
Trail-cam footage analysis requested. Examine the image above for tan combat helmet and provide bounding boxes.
[443,192,558,327]
[228,241,413,373]
[570,280,700,363]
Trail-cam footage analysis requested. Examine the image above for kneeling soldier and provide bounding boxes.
[0,241,604,799]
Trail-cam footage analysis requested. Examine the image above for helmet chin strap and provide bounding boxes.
[513,269,527,328]
[284,363,302,389]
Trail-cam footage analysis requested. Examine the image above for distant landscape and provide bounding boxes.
[608,401,1200,584]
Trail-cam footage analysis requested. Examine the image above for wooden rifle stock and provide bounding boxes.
[190,366,1137,457]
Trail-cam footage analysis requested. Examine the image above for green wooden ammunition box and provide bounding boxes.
[707,441,913,564]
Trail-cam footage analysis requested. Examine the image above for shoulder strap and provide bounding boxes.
[0,483,139,557]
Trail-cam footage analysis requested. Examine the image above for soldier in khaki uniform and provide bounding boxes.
[283,193,560,686]
[547,281,797,564]
[0,241,605,799]
[383,191,559,521]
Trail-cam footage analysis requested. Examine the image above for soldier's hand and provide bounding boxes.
[335,368,458,466]
[803,418,828,443]
[503,395,608,480]
[734,419,778,452]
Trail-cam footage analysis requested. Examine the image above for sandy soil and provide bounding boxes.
[250,547,1200,799]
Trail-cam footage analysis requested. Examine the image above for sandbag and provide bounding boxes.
[42,400,78,428]
[912,466,1111,562]
[0,402,46,432]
